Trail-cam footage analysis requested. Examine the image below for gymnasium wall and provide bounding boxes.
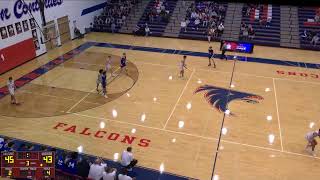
[0,0,106,75]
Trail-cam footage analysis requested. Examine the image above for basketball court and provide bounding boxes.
[1,33,320,179]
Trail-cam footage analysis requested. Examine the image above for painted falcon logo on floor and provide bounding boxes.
[194,85,263,114]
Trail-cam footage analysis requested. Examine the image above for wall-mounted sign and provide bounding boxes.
[0,0,63,22]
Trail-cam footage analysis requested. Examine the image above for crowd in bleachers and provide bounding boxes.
[299,7,320,47]
[93,0,139,33]
[300,29,319,46]
[239,3,280,46]
[180,1,226,42]
[0,137,138,180]
[146,0,171,23]
[240,21,255,40]
[240,4,273,40]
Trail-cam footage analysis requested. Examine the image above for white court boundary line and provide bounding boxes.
[71,59,320,85]
[66,67,121,113]
[273,78,284,152]
[163,69,195,129]
[66,89,96,113]
[132,61,320,85]
[71,112,320,160]
[18,90,101,105]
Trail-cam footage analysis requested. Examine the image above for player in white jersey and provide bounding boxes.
[179,55,187,78]
[106,56,114,77]
[7,77,18,105]
[305,129,320,155]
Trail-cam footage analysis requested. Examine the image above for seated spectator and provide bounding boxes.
[311,33,319,46]
[248,25,255,39]
[300,29,312,40]
[240,22,246,31]
[218,5,226,16]
[191,11,198,20]
[194,18,200,30]
[6,142,16,151]
[77,157,90,178]
[118,168,136,180]
[315,14,320,22]
[148,11,154,22]
[88,158,107,180]
[259,18,267,26]
[56,150,67,171]
[0,137,8,151]
[65,152,78,174]
[202,14,209,27]
[181,19,187,32]
[18,143,34,151]
[106,17,111,25]
[122,15,126,26]
[217,22,224,36]
[242,27,249,40]
[266,17,272,27]
[242,6,248,16]
[121,147,138,170]
[103,167,117,180]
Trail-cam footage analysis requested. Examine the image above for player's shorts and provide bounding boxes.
[9,89,14,96]
[9,89,14,95]
[96,79,101,84]
[106,64,111,70]
[121,64,126,68]
[208,54,214,59]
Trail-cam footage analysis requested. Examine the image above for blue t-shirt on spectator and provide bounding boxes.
[56,154,66,170]
[65,159,77,174]
[0,138,5,152]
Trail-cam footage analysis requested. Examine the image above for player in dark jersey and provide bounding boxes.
[208,46,216,68]
[120,53,128,75]
[101,71,108,98]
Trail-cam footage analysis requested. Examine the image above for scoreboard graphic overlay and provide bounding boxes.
[1,151,55,179]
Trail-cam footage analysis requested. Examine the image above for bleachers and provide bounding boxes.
[137,0,178,36]
[298,7,320,50]
[93,0,138,33]
[179,2,228,41]
[90,1,320,51]
[240,4,281,46]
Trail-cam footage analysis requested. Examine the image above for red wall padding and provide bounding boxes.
[0,38,36,74]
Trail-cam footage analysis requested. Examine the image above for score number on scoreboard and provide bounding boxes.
[1,151,55,179]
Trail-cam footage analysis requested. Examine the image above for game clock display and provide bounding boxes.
[1,151,55,179]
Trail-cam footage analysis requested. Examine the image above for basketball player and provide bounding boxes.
[7,77,18,105]
[179,56,187,78]
[305,129,320,155]
[106,56,114,77]
[96,69,103,92]
[208,46,216,68]
[101,71,108,98]
[120,53,128,75]
[221,41,228,60]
